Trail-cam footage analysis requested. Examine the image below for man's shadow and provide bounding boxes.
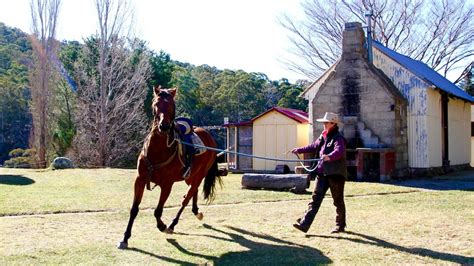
[307,231,472,264]
[166,224,331,265]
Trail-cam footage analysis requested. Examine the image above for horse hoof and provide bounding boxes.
[117,241,128,249]
[164,228,174,234]
[196,212,203,220]
[158,223,167,232]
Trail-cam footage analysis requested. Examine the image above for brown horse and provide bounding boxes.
[118,86,225,249]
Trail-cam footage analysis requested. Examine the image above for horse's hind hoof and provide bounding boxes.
[195,212,203,220]
[164,228,174,234]
[117,241,128,249]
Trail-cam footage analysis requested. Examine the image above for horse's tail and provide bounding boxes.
[203,158,225,203]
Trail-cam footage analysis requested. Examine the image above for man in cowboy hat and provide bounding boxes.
[291,112,347,234]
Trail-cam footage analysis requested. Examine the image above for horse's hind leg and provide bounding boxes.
[192,190,203,220]
[166,185,199,234]
[117,176,146,249]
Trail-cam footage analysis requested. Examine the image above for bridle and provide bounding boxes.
[153,89,176,133]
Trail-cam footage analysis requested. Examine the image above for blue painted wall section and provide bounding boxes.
[373,46,431,167]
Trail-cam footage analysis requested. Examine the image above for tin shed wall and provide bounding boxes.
[448,99,471,165]
[373,48,433,168]
[426,89,442,167]
[252,111,302,171]
[471,106,474,167]
[374,48,472,168]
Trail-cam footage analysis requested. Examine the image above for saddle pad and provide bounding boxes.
[191,133,206,156]
[175,118,193,135]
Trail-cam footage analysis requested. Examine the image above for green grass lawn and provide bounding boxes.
[0,168,473,264]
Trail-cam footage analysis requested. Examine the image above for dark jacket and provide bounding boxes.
[294,126,347,178]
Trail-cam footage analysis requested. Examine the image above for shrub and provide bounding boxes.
[8,148,26,158]
[4,148,35,168]
[4,157,31,168]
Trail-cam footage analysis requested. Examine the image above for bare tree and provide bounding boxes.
[280,0,474,79]
[29,0,61,167]
[72,0,150,167]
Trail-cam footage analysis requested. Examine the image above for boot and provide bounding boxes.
[330,226,345,233]
[182,153,192,179]
[292,218,309,233]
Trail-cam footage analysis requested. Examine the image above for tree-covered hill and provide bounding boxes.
[0,22,308,166]
[0,22,32,164]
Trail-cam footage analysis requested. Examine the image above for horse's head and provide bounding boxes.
[152,86,177,133]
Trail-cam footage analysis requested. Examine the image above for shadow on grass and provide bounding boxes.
[0,175,35,186]
[307,231,472,264]
[388,179,474,191]
[385,169,474,192]
[126,247,195,265]
[167,224,331,265]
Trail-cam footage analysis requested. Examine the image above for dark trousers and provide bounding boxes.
[299,174,346,229]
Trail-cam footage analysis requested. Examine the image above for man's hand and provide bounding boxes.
[322,154,330,161]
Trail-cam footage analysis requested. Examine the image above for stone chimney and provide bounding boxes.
[340,22,367,117]
[341,22,367,61]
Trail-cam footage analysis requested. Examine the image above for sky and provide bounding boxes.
[0,0,307,83]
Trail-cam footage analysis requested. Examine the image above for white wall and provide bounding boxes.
[426,89,442,167]
[472,104,474,167]
[448,100,471,165]
[253,111,308,171]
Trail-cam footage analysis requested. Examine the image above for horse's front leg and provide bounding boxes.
[117,176,146,249]
[166,185,199,234]
[155,183,173,232]
[192,190,203,220]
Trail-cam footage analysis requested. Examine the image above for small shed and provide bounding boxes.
[252,107,309,172]
[224,107,310,172]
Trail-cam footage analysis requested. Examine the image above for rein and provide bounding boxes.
[294,153,321,173]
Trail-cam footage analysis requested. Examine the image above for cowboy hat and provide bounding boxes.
[316,112,343,125]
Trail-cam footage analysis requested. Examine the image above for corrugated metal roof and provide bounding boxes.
[373,41,474,103]
[252,106,309,124]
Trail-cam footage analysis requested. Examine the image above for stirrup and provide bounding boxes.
[183,167,191,179]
